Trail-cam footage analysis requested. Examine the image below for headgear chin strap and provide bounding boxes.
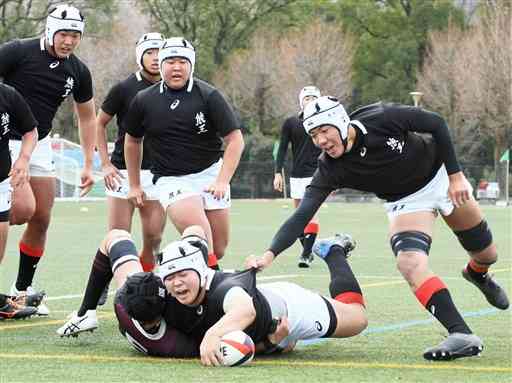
[303,96,351,149]
[299,86,321,110]
[46,4,84,47]
[136,32,165,71]
[158,37,195,92]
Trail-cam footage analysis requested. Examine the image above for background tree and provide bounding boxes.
[136,0,297,80]
[214,20,355,136]
[333,0,466,106]
[0,0,116,43]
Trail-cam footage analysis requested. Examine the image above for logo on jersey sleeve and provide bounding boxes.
[195,111,207,134]
[386,137,404,153]
[62,77,75,98]
[1,113,10,136]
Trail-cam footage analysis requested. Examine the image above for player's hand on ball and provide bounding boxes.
[200,333,223,367]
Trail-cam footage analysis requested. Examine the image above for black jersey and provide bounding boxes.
[269,103,459,256]
[0,84,37,181]
[125,79,240,177]
[101,72,155,170]
[164,269,273,344]
[114,283,199,358]
[275,115,321,178]
[0,37,93,140]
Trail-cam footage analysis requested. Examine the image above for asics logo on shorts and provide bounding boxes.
[315,321,323,332]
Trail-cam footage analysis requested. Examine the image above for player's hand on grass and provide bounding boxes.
[273,173,283,192]
[9,157,30,189]
[245,251,275,271]
[204,180,228,200]
[448,171,473,208]
[128,186,145,208]
[269,317,289,345]
[79,166,95,197]
[102,162,123,191]
[199,333,223,367]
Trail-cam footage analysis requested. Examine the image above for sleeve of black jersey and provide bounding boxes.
[125,95,146,138]
[275,118,292,173]
[10,87,37,135]
[101,82,123,116]
[0,40,23,77]
[207,89,240,137]
[393,106,461,175]
[73,63,94,103]
[269,170,332,256]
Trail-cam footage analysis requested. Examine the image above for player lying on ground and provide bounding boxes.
[247,96,509,361]
[156,226,367,366]
[57,227,289,358]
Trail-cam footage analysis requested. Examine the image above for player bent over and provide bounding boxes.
[157,226,367,366]
[57,229,198,358]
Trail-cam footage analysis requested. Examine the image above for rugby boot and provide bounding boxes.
[423,333,483,361]
[313,233,356,260]
[298,252,314,268]
[56,310,98,337]
[462,269,509,310]
[0,297,38,320]
[10,284,49,316]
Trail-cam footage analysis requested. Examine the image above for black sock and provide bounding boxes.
[0,293,7,307]
[324,246,362,298]
[77,249,113,316]
[426,289,472,334]
[466,262,488,283]
[300,233,317,258]
[16,246,43,291]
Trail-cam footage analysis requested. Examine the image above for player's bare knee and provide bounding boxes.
[9,206,34,225]
[182,225,206,239]
[391,231,431,279]
[102,229,132,254]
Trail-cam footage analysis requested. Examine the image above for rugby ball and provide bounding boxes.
[219,330,255,367]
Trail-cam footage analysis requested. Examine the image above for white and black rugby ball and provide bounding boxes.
[219,330,255,367]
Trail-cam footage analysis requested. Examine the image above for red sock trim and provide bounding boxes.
[304,222,319,234]
[415,276,447,307]
[468,259,489,274]
[334,292,365,307]
[207,253,218,268]
[139,257,155,272]
[19,242,44,258]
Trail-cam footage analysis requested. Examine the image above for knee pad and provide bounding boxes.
[454,220,493,253]
[109,238,139,272]
[390,231,432,257]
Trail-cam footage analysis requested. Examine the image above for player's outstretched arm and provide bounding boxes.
[200,287,256,367]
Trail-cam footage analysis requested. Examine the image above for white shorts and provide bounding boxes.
[289,177,313,200]
[258,282,333,350]
[0,177,12,215]
[156,160,231,211]
[105,170,159,201]
[9,136,55,177]
[384,165,465,218]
